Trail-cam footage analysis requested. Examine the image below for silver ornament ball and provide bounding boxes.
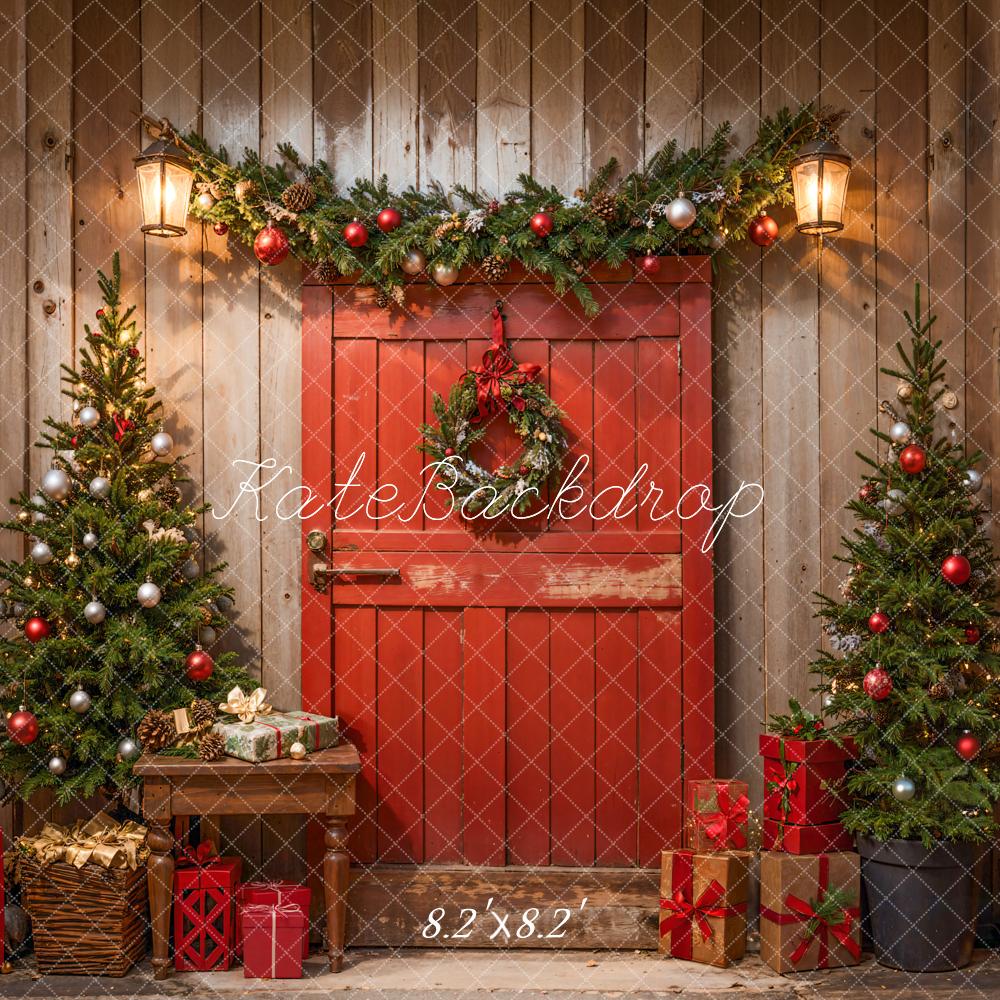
[964,468,984,494]
[401,248,427,276]
[78,405,100,429]
[215,595,233,613]
[151,431,174,457]
[665,195,697,230]
[117,737,139,761]
[889,421,911,444]
[199,626,217,646]
[884,488,906,515]
[137,580,162,608]
[12,602,26,617]
[181,559,201,581]
[47,755,67,776]
[30,541,53,565]
[431,262,459,286]
[891,775,916,801]
[82,531,99,550]
[83,600,106,624]
[89,476,111,500]
[821,691,836,711]
[69,688,92,713]
[42,467,71,501]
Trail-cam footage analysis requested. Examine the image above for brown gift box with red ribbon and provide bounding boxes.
[759,851,862,974]
[686,779,750,852]
[659,850,751,967]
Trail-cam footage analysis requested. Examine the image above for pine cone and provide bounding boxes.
[234,179,259,204]
[589,190,618,222]
[281,181,316,213]
[198,731,226,762]
[190,698,217,728]
[374,289,389,309]
[871,705,891,727]
[481,255,508,282]
[315,260,339,285]
[929,678,954,700]
[137,710,175,752]
[81,368,102,391]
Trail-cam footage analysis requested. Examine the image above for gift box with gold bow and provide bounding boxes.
[658,849,751,967]
[686,779,750,852]
[759,851,862,973]
[211,687,338,762]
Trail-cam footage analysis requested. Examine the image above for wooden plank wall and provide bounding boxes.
[0,0,998,839]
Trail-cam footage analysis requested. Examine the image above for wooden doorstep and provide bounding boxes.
[346,865,660,950]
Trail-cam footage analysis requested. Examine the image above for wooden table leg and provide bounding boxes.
[147,818,174,980]
[323,815,349,972]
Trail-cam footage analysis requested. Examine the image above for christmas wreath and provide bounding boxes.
[420,304,567,517]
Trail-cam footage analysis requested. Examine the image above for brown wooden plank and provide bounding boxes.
[584,0,645,179]
[26,0,72,491]
[72,0,143,345]
[644,0,703,156]
[761,0,821,716]
[347,866,659,949]
[314,0,373,187]
[927,0,966,429]
[531,0,584,190]
[818,1,877,631]
[477,0,531,194]
[702,0,764,803]
[418,0,475,191]
[372,0,418,188]
[134,745,361,776]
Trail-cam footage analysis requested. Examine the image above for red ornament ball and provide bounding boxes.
[748,213,779,247]
[128,347,140,358]
[70,435,78,448]
[444,447,455,457]
[858,483,878,503]
[942,553,971,586]
[899,443,927,475]
[376,207,402,233]
[868,610,891,634]
[7,708,38,746]
[956,731,981,761]
[965,626,981,644]
[344,220,369,248]
[529,212,554,238]
[863,666,893,701]
[253,224,290,266]
[638,254,661,275]
[96,308,105,319]
[212,221,229,236]
[24,616,50,643]
[185,648,215,682]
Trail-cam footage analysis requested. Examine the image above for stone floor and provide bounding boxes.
[3,949,1000,1000]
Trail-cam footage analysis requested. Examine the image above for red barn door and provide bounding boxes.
[301,261,713,947]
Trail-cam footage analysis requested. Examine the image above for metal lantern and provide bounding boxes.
[134,138,195,237]
[789,138,853,236]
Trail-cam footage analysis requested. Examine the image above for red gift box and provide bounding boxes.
[760,735,855,826]
[236,880,311,958]
[763,818,854,855]
[173,843,242,971]
[686,779,750,851]
[241,903,308,979]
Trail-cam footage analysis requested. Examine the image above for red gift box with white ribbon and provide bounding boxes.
[236,880,311,959]
[241,903,309,979]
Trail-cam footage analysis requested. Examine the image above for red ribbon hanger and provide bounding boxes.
[759,854,861,968]
[112,412,134,443]
[695,782,750,849]
[469,304,541,424]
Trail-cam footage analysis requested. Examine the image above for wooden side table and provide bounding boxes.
[134,744,360,980]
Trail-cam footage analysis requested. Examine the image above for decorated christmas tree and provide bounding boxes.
[0,255,252,804]
[815,287,1000,845]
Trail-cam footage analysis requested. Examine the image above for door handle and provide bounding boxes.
[311,563,401,593]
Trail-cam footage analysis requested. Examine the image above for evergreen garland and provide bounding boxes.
[148,102,843,315]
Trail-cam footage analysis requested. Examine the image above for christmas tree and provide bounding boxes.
[0,254,252,804]
[815,286,1000,845]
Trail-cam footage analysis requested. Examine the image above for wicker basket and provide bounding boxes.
[19,855,149,976]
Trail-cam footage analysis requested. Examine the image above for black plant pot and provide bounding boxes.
[858,834,987,972]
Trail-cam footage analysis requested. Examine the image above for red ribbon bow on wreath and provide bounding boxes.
[469,305,541,424]
[760,855,861,968]
[695,783,750,849]
[112,411,134,443]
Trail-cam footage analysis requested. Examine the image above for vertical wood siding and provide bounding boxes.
[1,0,998,840]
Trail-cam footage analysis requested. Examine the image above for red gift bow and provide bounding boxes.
[112,412,134,443]
[766,771,799,822]
[177,841,219,867]
[695,783,750,849]
[759,854,861,968]
[469,305,541,424]
[659,851,747,960]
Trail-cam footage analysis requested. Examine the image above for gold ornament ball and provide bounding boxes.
[941,388,959,410]
[430,262,459,286]
[64,550,81,570]
[289,741,307,760]
[17,510,29,523]
[1,960,11,974]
